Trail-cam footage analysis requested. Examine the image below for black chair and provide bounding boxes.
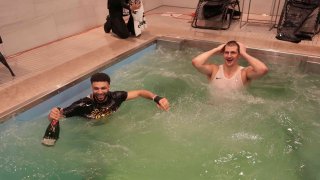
[192,0,241,30]
[276,0,320,43]
[0,36,15,76]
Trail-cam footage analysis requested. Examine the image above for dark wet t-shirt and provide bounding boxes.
[62,91,128,119]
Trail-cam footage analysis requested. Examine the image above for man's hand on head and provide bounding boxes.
[216,43,225,53]
[237,42,247,56]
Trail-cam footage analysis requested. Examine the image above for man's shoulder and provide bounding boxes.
[108,90,127,94]
[210,64,220,71]
[107,91,128,103]
[71,96,92,103]
[108,91,128,98]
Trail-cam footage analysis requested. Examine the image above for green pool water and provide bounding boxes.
[1,46,319,179]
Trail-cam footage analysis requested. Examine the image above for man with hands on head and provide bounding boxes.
[192,40,268,91]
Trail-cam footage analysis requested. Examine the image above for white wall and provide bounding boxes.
[144,0,163,11]
[161,0,284,15]
[0,0,162,55]
[240,0,285,15]
[161,0,197,8]
[0,0,282,55]
[0,0,106,55]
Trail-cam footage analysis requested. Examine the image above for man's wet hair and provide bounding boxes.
[90,73,111,84]
[221,40,240,53]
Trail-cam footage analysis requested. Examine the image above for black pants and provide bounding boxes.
[104,15,135,39]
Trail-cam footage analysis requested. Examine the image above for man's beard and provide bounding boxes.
[93,92,108,103]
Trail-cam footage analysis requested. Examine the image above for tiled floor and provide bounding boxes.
[0,6,319,120]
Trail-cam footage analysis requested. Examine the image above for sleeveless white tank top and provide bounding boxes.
[210,65,244,91]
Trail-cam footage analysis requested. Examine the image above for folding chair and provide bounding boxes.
[276,0,320,43]
[191,0,241,30]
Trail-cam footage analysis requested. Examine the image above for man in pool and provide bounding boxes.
[48,72,170,121]
[192,41,268,91]
[43,72,169,146]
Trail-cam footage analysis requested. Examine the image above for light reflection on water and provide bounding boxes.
[0,46,319,179]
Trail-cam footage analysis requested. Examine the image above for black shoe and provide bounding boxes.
[104,15,112,33]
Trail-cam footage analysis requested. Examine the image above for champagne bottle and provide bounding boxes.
[41,108,61,146]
